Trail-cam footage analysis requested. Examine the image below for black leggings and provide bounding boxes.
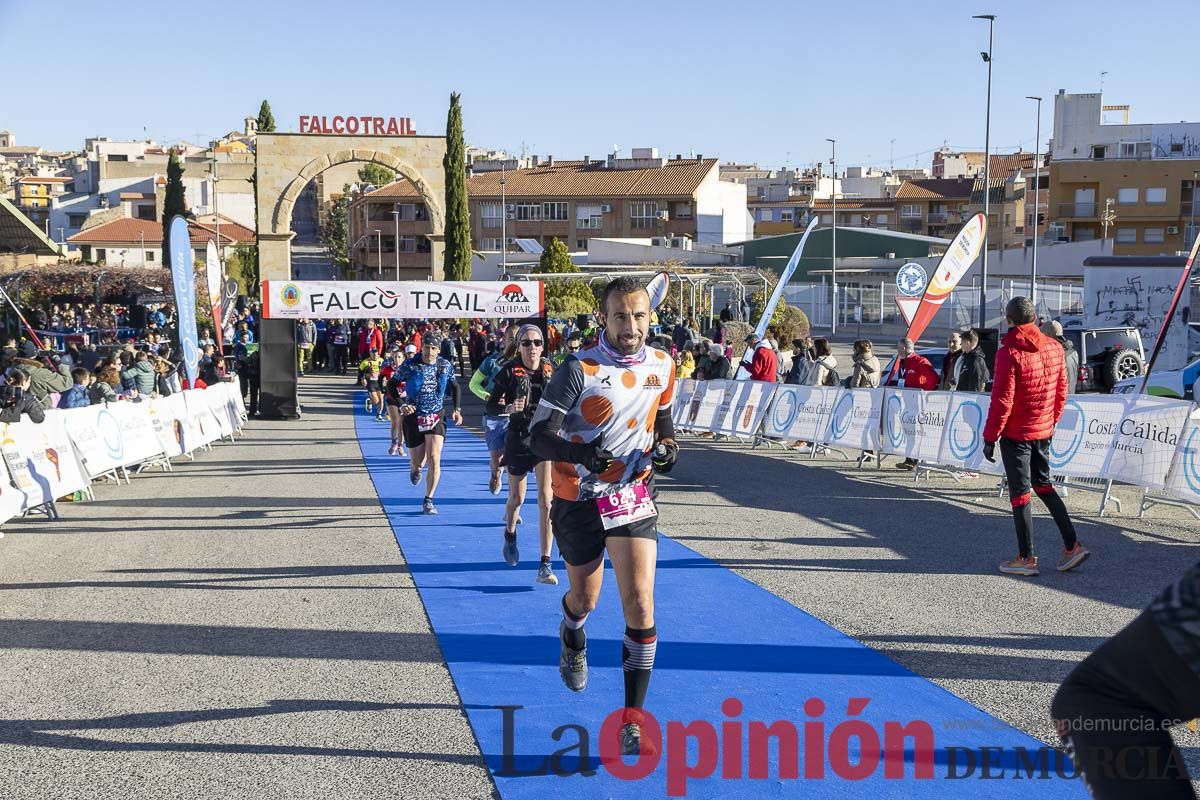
[999,437,1078,557]
[1052,610,1200,798]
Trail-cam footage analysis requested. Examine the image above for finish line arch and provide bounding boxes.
[254,132,448,418]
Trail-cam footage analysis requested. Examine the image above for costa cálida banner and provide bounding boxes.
[168,215,200,385]
[260,280,545,320]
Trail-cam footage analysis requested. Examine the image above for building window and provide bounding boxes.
[480,203,502,228]
[367,203,392,221]
[480,237,502,250]
[821,214,832,224]
[106,154,128,162]
[1075,227,1096,242]
[1117,188,1138,204]
[67,213,87,228]
[1146,187,1167,204]
[1119,141,1151,159]
[670,201,693,219]
[1144,228,1165,244]
[779,209,793,222]
[1115,227,1137,243]
[630,201,659,229]
[542,201,569,221]
[515,203,542,221]
[576,238,588,250]
[575,204,603,229]
[876,214,889,225]
[146,251,155,262]
[397,235,416,253]
[900,204,921,218]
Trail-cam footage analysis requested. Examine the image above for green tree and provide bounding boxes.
[534,238,596,317]
[321,184,352,269]
[442,92,472,281]
[256,100,276,133]
[230,243,260,296]
[161,150,187,259]
[357,163,394,188]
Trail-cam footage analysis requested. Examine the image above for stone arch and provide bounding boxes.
[270,149,445,236]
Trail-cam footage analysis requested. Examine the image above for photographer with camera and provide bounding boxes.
[0,368,46,423]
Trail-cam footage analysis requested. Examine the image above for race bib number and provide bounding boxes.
[596,482,657,530]
[417,413,442,432]
[333,334,348,345]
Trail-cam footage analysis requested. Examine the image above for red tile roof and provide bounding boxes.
[67,216,254,246]
[467,158,718,199]
[363,158,719,202]
[895,178,975,200]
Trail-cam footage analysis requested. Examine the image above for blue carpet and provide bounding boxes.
[355,403,1084,798]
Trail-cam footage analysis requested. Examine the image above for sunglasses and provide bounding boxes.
[568,345,581,351]
[520,339,544,347]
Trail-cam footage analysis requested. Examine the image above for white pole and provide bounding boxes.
[1027,95,1042,307]
[827,138,837,335]
[392,208,400,280]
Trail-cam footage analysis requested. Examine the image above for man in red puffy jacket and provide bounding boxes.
[894,338,938,470]
[983,297,1088,577]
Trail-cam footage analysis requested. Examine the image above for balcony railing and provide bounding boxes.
[1058,202,1097,218]
[926,212,948,224]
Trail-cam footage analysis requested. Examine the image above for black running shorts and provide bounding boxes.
[551,494,659,567]
[402,413,446,448]
[503,430,543,477]
[365,378,382,392]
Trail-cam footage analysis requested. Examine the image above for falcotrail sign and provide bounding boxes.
[298,115,416,136]
[260,280,544,320]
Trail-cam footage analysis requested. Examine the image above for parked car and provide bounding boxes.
[1112,355,1200,401]
[1060,326,1145,393]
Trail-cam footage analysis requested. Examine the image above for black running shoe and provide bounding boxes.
[558,620,588,692]
[410,467,421,486]
[620,723,641,756]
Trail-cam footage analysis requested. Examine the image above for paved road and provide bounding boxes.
[4,372,1200,797]
[0,378,493,800]
[291,239,336,281]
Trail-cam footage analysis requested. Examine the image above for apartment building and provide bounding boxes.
[347,150,750,276]
[1049,90,1200,255]
[894,179,974,238]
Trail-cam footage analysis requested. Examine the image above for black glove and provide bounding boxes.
[983,441,996,463]
[652,439,679,474]
[568,441,614,474]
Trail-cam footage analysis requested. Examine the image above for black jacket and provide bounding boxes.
[707,355,731,380]
[956,349,990,393]
[0,388,46,424]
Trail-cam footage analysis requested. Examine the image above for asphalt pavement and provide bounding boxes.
[0,377,494,800]
[3,372,1200,798]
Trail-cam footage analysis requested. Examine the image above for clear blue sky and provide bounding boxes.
[2,0,1194,171]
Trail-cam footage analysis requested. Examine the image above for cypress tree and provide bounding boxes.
[161,150,187,260]
[442,92,472,281]
[256,100,276,133]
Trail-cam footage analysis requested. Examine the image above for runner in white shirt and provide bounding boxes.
[530,276,679,757]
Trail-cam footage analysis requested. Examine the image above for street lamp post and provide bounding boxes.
[826,138,837,335]
[974,13,995,328]
[500,163,507,276]
[1026,95,1042,307]
[391,207,400,280]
